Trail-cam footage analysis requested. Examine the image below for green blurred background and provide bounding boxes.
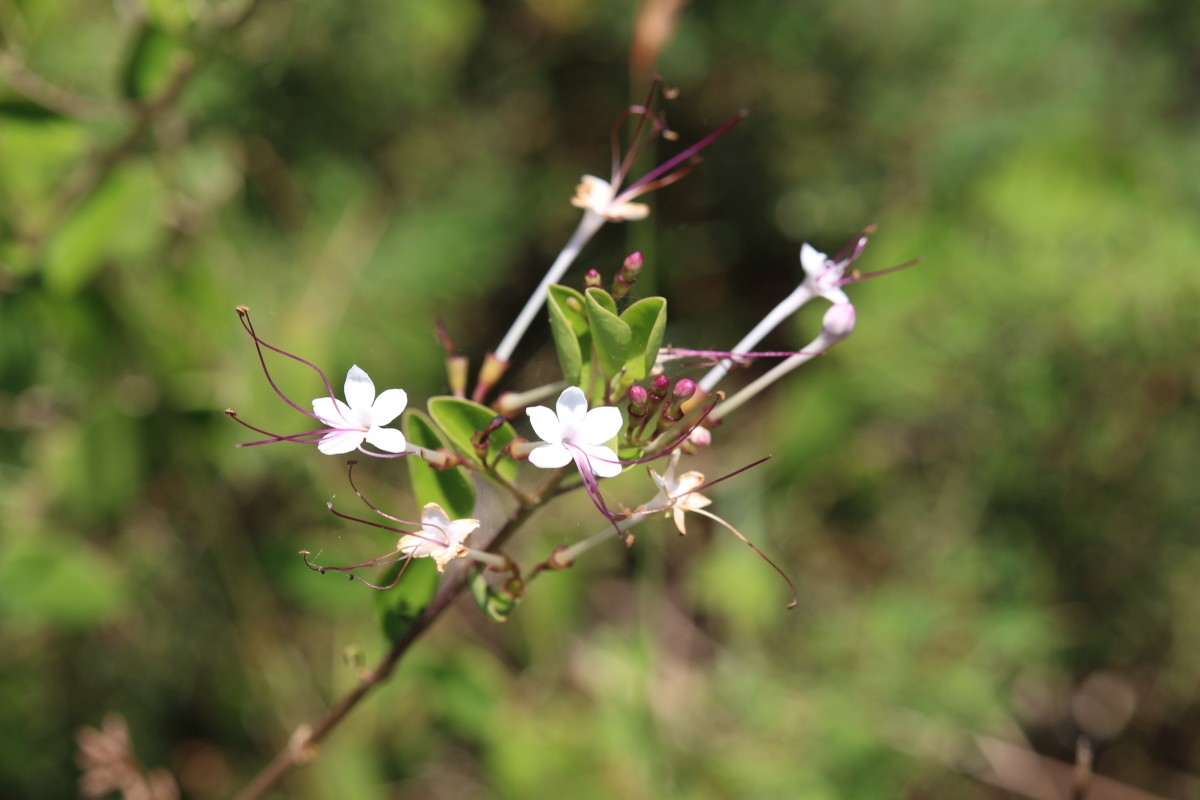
[2,0,1198,796]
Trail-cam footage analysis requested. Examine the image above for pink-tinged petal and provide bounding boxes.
[312,397,354,427]
[343,365,376,411]
[555,386,589,430]
[583,444,622,478]
[317,429,366,455]
[365,426,406,453]
[527,406,563,444]
[528,442,572,470]
[800,243,827,278]
[580,406,622,445]
[370,388,408,426]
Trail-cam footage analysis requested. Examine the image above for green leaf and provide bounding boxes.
[427,396,518,480]
[121,23,182,100]
[375,558,439,643]
[469,568,520,622]
[404,411,476,519]
[547,285,590,386]
[619,297,667,380]
[585,288,631,379]
[42,160,165,295]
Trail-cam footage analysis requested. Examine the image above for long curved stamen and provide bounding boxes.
[689,506,798,609]
[839,257,923,286]
[658,347,825,368]
[237,307,338,417]
[301,549,415,590]
[618,108,747,202]
[611,101,676,188]
[225,410,331,446]
[345,462,421,527]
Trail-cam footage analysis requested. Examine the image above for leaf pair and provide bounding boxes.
[547,285,667,397]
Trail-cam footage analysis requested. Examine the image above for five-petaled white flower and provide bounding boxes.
[647,450,711,534]
[800,242,854,306]
[311,365,408,455]
[526,386,623,478]
[397,502,480,572]
[571,175,650,222]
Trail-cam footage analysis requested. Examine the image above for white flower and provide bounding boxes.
[526,386,623,478]
[571,175,650,222]
[311,365,408,455]
[647,451,711,534]
[800,242,853,305]
[397,503,480,572]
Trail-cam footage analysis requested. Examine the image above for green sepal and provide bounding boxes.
[375,558,439,642]
[469,568,520,622]
[547,285,590,386]
[585,288,631,380]
[403,411,476,519]
[619,296,667,381]
[427,396,519,480]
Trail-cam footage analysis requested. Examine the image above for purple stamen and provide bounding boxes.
[237,307,338,418]
[618,109,747,201]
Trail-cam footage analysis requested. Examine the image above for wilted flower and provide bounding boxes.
[647,450,711,534]
[571,175,651,221]
[398,503,480,572]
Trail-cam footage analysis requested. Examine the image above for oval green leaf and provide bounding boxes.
[404,411,476,519]
[427,396,519,480]
[585,288,631,379]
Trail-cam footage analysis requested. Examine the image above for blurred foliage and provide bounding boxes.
[2,0,1199,797]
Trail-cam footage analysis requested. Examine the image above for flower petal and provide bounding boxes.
[555,386,589,431]
[370,388,408,426]
[527,405,564,444]
[343,365,376,411]
[449,519,480,544]
[421,502,453,542]
[582,444,622,478]
[528,442,572,470]
[580,405,622,445]
[608,200,649,221]
[312,397,354,427]
[316,429,365,455]
[398,533,435,558]
[800,243,827,278]
[365,426,407,453]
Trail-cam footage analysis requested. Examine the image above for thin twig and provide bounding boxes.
[233,473,564,800]
[0,49,114,119]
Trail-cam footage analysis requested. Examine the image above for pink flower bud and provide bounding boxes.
[672,378,696,401]
[584,269,603,289]
[821,302,857,341]
[628,384,649,416]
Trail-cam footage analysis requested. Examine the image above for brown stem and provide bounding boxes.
[233,474,563,800]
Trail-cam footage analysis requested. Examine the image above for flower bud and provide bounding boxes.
[628,384,649,417]
[650,374,670,400]
[584,269,603,289]
[821,302,857,342]
[671,378,696,402]
[612,251,644,300]
[687,426,712,449]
